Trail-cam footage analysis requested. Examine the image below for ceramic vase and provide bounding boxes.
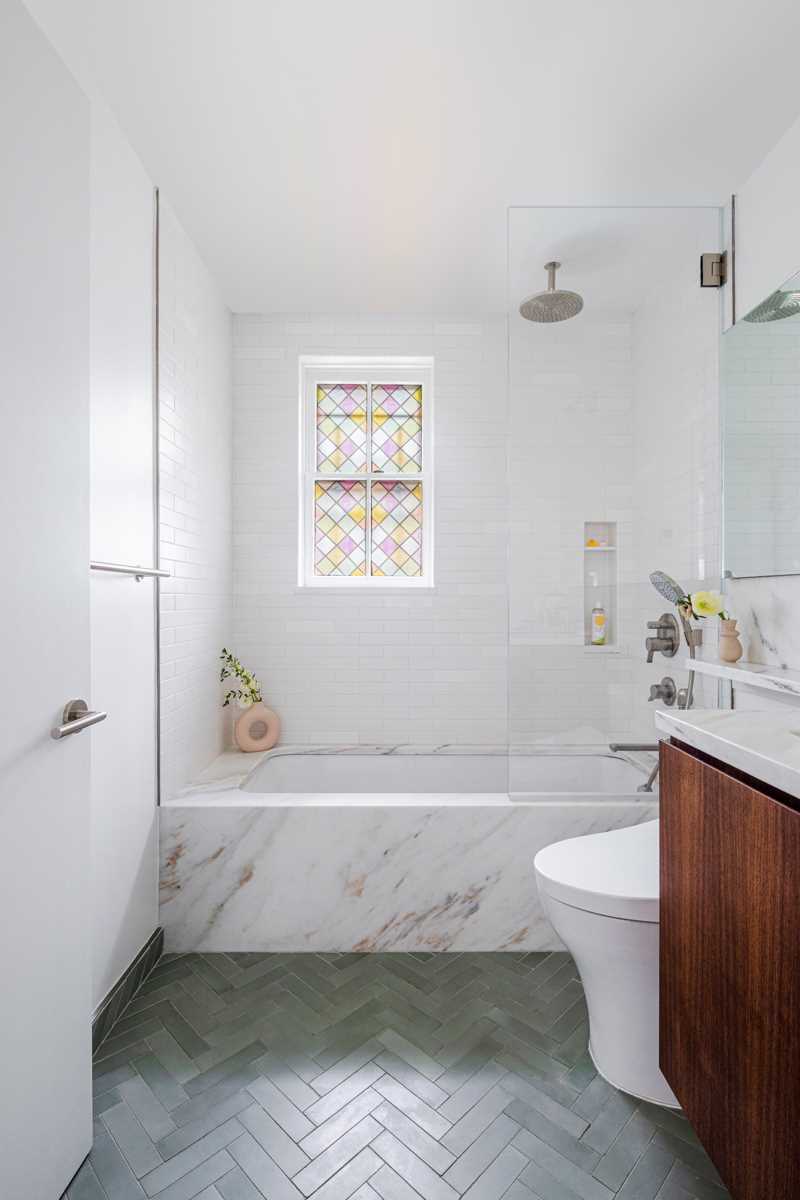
[718,618,743,664]
[234,702,281,752]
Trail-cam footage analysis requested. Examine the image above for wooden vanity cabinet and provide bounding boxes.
[659,739,800,1200]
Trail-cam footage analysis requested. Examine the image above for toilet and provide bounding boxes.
[534,819,678,1108]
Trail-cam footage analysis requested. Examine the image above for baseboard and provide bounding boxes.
[92,927,163,1054]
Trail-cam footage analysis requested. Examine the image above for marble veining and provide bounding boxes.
[726,575,800,674]
[656,708,800,800]
[680,652,800,698]
[159,797,657,953]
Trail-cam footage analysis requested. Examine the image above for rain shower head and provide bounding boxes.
[743,288,800,323]
[649,571,687,605]
[519,261,583,324]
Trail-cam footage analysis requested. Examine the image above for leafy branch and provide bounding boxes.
[219,647,262,707]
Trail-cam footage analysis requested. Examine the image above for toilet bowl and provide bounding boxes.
[534,819,678,1108]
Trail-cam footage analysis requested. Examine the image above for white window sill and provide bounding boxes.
[294,584,437,595]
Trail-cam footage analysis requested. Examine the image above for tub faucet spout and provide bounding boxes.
[609,742,659,753]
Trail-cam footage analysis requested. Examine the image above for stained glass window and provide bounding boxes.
[304,367,430,584]
[317,384,367,472]
[314,480,366,576]
[371,384,422,473]
[371,481,423,576]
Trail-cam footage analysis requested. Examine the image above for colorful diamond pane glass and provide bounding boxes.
[370,481,423,576]
[371,384,422,473]
[314,480,366,576]
[317,384,367,472]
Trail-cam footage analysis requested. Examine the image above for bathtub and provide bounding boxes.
[160,746,658,952]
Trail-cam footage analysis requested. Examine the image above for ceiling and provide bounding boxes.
[24,0,800,314]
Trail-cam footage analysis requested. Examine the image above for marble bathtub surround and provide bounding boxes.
[655,708,800,801]
[160,797,658,953]
[160,745,659,954]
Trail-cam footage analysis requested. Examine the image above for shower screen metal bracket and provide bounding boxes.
[700,251,727,288]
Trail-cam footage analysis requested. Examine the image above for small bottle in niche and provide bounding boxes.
[591,605,607,645]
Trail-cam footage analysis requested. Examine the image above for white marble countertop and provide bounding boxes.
[680,652,800,698]
[655,708,800,800]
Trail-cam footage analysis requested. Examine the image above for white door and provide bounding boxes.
[0,4,93,1197]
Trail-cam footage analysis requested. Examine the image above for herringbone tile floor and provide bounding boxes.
[67,953,731,1200]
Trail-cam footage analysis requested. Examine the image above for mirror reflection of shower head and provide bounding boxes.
[743,289,800,323]
[519,261,583,323]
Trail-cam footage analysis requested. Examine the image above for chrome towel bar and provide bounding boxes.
[90,560,170,581]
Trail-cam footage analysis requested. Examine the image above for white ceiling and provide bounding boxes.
[24,0,800,314]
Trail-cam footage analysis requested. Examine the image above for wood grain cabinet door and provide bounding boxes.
[660,740,800,1200]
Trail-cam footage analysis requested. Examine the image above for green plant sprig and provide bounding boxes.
[219,647,262,707]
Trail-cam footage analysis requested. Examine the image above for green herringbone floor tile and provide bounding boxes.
[63,954,730,1200]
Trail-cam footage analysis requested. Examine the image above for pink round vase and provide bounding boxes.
[234,702,281,752]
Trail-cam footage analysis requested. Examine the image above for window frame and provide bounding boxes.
[298,355,434,589]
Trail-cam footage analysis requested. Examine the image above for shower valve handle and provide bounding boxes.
[644,613,680,661]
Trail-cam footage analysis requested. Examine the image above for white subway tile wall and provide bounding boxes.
[158,199,233,799]
[232,316,508,746]
[160,236,720,777]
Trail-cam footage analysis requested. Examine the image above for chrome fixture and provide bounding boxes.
[700,252,727,288]
[519,261,583,324]
[51,698,107,740]
[609,742,659,753]
[648,571,703,650]
[649,570,685,606]
[638,761,661,793]
[608,743,660,793]
[648,676,676,706]
[90,560,170,582]
[648,570,704,710]
[645,614,680,662]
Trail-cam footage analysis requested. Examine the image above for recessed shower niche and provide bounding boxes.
[584,521,618,650]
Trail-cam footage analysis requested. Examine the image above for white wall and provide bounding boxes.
[159,201,233,798]
[89,103,159,1008]
[232,316,507,746]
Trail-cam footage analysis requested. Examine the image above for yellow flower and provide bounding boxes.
[690,590,725,618]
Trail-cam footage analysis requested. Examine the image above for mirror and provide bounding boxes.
[722,268,800,578]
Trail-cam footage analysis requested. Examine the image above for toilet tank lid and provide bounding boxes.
[534,819,660,922]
